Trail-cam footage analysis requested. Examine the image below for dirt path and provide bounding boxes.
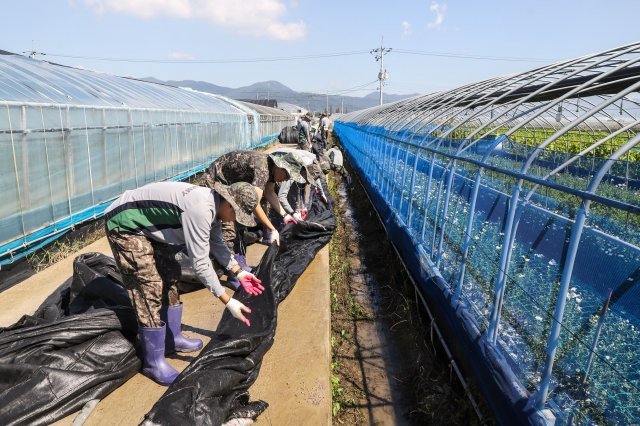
[328,159,483,425]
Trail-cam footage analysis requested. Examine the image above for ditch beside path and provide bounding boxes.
[328,170,482,425]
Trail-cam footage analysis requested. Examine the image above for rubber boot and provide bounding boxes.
[139,322,180,386]
[162,304,203,354]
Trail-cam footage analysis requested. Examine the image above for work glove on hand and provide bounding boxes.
[300,208,308,220]
[225,298,251,326]
[315,188,328,204]
[237,270,265,295]
[283,213,298,225]
[293,211,303,222]
[268,229,280,246]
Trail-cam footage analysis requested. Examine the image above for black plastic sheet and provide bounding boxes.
[143,191,335,425]
[0,253,140,426]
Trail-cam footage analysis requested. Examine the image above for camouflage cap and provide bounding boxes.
[213,181,258,227]
[318,158,331,175]
[269,152,306,184]
[303,162,323,186]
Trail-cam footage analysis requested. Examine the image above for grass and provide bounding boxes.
[26,220,105,272]
[327,144,367,423]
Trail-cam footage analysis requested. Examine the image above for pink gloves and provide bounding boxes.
[237,270,265,295]
[283,213,298,225]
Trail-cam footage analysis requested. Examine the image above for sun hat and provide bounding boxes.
[269,152,306,184]
[213,182,258,227]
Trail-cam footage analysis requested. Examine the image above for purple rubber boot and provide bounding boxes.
[162,304,203,354]
[139,322,180,386]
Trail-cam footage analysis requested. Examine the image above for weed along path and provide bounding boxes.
[328,162,481,425]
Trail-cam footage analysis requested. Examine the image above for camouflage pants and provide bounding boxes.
[298,137,311,152]
[107,230,181,328]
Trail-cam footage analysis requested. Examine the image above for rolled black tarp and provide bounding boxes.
[0,253,140,426]
[278,126,299,145]
[143,191,335,425]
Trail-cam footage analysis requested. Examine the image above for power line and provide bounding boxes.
[35,48,552,65]
[394,48,552,62]
[327,80,379,95]
[40,50,370,64]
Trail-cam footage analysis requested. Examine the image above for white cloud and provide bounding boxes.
[401,21,411,37]
[427,1,447,30]
[81,0,306,41]
[83,0,191,18]
[167,51,195,60]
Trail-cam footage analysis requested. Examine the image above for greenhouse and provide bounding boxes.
[0,51,295,265]
[334,42,640,424]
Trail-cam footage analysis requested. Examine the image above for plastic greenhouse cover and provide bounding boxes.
[0,53,241,113]
[143,189,336,425]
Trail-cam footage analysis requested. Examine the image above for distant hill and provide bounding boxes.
[141,77,233,95]
[364,91,420,103]
[139,77,419,113]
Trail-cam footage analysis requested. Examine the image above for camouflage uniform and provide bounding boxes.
[107,230,181,328]
[198,150,274,253]
[297,120,312,152]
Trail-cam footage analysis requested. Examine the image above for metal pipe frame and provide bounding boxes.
[335,42,640,420]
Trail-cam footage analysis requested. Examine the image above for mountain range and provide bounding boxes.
[140,77,419,113]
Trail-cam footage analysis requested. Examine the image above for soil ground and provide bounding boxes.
[328,141,486,425]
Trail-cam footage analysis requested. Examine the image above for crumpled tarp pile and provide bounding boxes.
[0,253,140,426]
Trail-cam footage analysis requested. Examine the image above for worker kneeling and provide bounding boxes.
[104,181,264,386]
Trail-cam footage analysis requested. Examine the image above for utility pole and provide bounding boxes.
[23,39,45,59]
[326,91,329,114]
[370,36,391,105]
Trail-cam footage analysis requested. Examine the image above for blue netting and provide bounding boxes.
[335,121,640,425]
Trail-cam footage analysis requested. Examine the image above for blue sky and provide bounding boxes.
[4,1,639,97]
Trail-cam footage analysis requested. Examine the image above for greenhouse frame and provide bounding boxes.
[335,42,640,424]
[0,52,295,265]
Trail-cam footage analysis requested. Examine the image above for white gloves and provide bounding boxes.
[268,229,280,246]
[293,211,303,222]
[225,298,251,326]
